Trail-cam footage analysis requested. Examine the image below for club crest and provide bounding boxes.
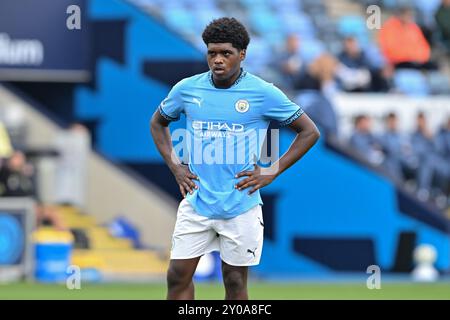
[235,99,249,113]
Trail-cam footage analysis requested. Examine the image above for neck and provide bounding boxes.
[212,68,242,89]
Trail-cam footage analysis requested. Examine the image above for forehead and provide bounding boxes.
[207,43,238,51]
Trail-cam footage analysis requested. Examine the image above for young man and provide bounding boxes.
[150,17,320,300]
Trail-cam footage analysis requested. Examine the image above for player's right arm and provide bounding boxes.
[150,80,198,197]
[150,111,198,197]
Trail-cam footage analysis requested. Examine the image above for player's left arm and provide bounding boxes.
[236,113,320,194]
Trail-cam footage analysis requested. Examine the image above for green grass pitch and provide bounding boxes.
[1,282,450,299]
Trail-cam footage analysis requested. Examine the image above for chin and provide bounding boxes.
[213,73,231,81]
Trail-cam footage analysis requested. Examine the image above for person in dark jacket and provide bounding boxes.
[435,0,450,52]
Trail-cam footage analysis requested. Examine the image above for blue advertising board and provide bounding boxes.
[0,197,35,281]
[0,0,90,81]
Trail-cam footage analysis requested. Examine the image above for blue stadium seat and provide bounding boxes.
[338,15,369,47]
[162,8,196,36]
[364,43,387,69]
[249,8,283,35]
[131,0,167,10]
[427,71,450,95]
[279,12,316,39]
[261,32,286,48]
[382,0,400,9]
[300,39,326,63]
[159,1,186,10]
[414,0,441,27]
[186,0,219,10]
[414,0,441,12]
[272,0,303,12]
[194,8,227,32]
[129,0,154,6]
[245,37,272,73]
[394,69,430,96]
[240,0,270,8]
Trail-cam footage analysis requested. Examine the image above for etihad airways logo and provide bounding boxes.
[192,121,244,132]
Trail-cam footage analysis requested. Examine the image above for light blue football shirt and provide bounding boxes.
[158,69,303,219]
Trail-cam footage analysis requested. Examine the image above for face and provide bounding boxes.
[8,151,25,170]
[207,43,245,84]
[417,115,426,129]
[357,117,371,132]
[387,116,397,130]
[286,35,299,53]
[399,9,413,23]
[344,37,359,57]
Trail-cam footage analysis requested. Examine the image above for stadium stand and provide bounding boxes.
[130,0,450,97]
[59,205,168,280]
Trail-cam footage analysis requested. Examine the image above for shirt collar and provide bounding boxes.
[208,68,247,88]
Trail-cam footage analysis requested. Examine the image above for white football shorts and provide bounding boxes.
[170,198,264,266]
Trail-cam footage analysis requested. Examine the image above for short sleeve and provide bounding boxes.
[158,80,185,122]
[263,83,304,127]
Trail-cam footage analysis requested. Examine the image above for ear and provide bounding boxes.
[240,49,246,61]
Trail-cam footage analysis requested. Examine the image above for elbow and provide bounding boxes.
[313,130,321,145]
[150,110,169,137]
[311,125,321,144]
[150,113,158,136]
[149,115,155,131]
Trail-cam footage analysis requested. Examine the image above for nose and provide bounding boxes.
[214,56,224,65]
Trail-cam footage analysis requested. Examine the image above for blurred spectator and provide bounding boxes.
[349,115,384,166]
[378,112,418,183]
[379,6,436,70]
[0,151,34,197]
[300,52,382,97]
[274,34,304,89]
[0,151,65,230]
[337,36,392,92]
[54,123,90,209]
[337,36,372,92]
[435,117,450,161]
[294,53,339,137]
[411,112,436,201]
[0,121,13,159]
[432,117,450,201]
[0,105,27,151]
[435,0,450,52]
[299,53,339,97]
[296,90,338,138]
[411,112,435,161]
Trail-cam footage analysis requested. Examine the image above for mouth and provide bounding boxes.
[212,67,225,75]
